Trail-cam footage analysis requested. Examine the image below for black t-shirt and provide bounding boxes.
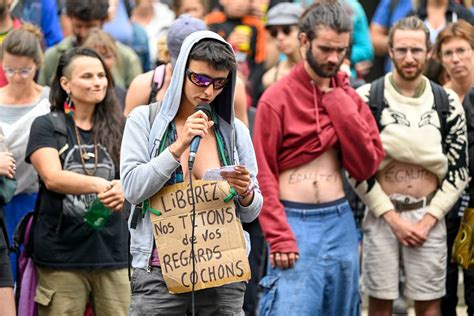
[26,114,128,269]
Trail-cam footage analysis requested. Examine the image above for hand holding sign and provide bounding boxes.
[149,180,251,293]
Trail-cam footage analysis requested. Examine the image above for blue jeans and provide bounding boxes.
[259,199,360,316]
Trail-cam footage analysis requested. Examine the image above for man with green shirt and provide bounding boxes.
[38,0,142,89]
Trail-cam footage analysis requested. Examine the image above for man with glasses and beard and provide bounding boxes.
[353,16,468,316]
[253,3,384,315]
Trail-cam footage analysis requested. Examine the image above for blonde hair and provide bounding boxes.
[1,23,45,67]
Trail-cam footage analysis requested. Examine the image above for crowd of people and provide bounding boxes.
[0,0,473,315]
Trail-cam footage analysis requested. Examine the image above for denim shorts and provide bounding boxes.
[259,198,360,316]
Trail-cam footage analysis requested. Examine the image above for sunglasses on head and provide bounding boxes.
[186,69,228,90]
[268,25,293,39]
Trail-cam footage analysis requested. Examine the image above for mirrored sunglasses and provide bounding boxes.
[186,69,228,90]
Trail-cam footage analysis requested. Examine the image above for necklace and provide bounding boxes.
[73,122,99,176]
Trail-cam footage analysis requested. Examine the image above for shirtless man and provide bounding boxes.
[253,3,384,315]
[354,16,468,316]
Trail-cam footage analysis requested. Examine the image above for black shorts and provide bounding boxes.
[0,215,13,287]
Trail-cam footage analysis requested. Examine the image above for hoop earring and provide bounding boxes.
[64,93,75,116]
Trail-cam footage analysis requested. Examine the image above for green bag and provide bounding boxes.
[83,198,112,229]
[0,176,17,204]
[452,208,474,270]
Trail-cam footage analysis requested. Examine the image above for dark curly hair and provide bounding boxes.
[50,47,124,168]
[65,0,109,21]
[299,1,352,41]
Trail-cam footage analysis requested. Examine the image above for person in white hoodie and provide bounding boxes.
[121,30,262,314]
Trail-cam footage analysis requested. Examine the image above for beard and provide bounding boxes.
[305,45,344,78]
[392,59,425,81]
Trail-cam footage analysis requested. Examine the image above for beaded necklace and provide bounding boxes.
[73,122,99,176]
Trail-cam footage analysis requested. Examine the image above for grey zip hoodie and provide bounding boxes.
[120,31,263,269]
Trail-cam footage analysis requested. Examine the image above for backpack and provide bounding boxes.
[12,211,38,316]
[11,111,69,315]
[368,77,450,153]
[148,64,167,104]
[345,77,451,226]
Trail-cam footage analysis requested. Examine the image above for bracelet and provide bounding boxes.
[168,146,180,162]
[238,182,254,199]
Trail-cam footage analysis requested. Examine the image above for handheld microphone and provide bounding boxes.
[188,103,212,170]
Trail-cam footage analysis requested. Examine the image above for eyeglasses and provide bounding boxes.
[186,69,228,90]
[3,66,35,78]
[391,47,426,59]
[441,46,472,61]
[268,25,293,39]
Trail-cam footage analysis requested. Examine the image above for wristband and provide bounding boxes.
[238,182,254,199]
[168,146,180,162]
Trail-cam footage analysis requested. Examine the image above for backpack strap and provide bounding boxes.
[368,77,386,131]
[129,101,163,230]
[148,64,166,104]
[430,81,449,154]
[45,111,69,232]
[47,111,69,161]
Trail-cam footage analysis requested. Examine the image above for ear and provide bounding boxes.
[388,46,394,60]
[426,47,433,60]
[59,76,70,94]
[299,32,310,55]
[298,32,309,47]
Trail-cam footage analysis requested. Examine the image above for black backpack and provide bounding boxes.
[345,77,451,226]
[12,111,71,256]
[368,77,450,153]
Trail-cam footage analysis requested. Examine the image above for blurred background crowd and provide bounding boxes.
[0,0,472,315]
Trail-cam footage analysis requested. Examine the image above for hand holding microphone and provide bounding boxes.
[169,103,213,167]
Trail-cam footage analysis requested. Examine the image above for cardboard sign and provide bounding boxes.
[150,180,251,293]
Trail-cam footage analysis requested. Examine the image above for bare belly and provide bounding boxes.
[376,161,439,198]
[279,149,345,204]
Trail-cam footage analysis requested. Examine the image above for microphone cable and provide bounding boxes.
[188,166,197,316]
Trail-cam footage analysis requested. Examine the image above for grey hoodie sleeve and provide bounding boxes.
[120,106,180,205]
[234,119,263,223]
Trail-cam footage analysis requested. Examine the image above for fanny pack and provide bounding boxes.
[452,207,474,270]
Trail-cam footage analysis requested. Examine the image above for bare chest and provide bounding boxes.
[179,133,221,180]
